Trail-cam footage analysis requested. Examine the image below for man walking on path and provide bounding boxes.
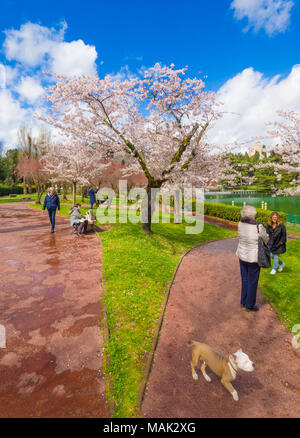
[43,186,60,233]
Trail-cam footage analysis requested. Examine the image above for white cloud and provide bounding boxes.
[16,76,44,103]
[0,65,6,89]
[0,21,99,151]
[209,65,300,148]
[3,21,98,76]
[110,64,136,81]
[2,65,19,87]
[4,22,66,67]
[51,40,97,76]
[0,89,28,149]
[231,0,294,36]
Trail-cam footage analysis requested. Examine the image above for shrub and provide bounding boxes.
[0,184,36,197]
[201,202,287,226]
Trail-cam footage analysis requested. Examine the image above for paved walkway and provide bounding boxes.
[142,238,300,418]
[0,203,108,417]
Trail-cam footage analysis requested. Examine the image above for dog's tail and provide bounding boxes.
[186,340,196,348]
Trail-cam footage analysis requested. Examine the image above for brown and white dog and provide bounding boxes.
[187,340,255,401]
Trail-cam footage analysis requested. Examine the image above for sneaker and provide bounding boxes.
[77,233,84,237]
[278,263,285,272]
[270,269,276,275]
[245,305,259,312]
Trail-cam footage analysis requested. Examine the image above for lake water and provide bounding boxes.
[205,192,300,225]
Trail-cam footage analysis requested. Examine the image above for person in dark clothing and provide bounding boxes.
[43,187,60,233]
[88,186,98,209]
[266,212,287,275]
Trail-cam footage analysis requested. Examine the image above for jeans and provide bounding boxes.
[271,253,283,270]
[90,202,94,209]
[73,220,88,234]
[78,220,88,234]
[239,259,261,309]
[48,208,56,231]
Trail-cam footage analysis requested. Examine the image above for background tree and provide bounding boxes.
[93,160,147,194]
[17,125,35,194]
[42,141,107,206]
[221,147,295,192]
[257,110,300,195]
[254,149,295,191]
[220,151,256,189]
[16,125,50,193]
[0,148,19,185]
[15,157,50,203]
[15,125,51,199]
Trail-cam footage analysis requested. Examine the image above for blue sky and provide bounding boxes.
[1,0,300,150]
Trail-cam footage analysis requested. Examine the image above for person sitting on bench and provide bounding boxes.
[69,204,88,237]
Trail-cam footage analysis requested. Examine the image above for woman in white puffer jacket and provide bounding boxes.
[236,205,269,312]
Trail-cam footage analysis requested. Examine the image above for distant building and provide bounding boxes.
[248,141,264,157]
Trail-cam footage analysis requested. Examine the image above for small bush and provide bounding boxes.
[201,202,287,226]
[0,185,36,196]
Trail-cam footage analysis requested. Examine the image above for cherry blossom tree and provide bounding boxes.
[39,63,227,233]
[42,141,108,205]
[15,157,50,203]
[91,160,147,194]
[256,110,300,195]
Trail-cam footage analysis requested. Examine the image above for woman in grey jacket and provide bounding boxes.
[236,205,269,312]
[69,204,88,237]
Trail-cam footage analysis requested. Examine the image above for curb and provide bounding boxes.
[95,231,114,417]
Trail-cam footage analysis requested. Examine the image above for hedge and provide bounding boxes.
[201,201,287,226]
[0,185,36,197]
[163,196,287,226]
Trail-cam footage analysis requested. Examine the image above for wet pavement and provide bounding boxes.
[0,203,109,417]
[142,238,300,418]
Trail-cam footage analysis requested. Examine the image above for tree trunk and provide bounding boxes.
[28,180,32,194]
[23,177,27,194]
[36,181,46,204]
[141,185,154,235]
[63,184,68,200]
[81,186,87,202]
[174,189,182,224]
[35,183,41,204]
[72,181,77,206]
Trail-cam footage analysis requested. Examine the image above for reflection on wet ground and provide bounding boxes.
[0,224,70,233]
[0,202,108,417]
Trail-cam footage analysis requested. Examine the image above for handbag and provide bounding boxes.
[257,224,271,268]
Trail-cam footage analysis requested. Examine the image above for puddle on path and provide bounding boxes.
[1,245,19,251]
[5,260,21,266]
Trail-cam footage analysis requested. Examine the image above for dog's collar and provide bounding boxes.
[228,357,238,374]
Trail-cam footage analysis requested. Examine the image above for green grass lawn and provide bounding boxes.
[58,195,91,204]
[259,240,300,330]
[286,222,300,236]
[29,203,90,216]
[0,193,38,203]
[0,193,90,205]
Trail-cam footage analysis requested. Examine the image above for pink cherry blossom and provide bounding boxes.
[37,64,230,232]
